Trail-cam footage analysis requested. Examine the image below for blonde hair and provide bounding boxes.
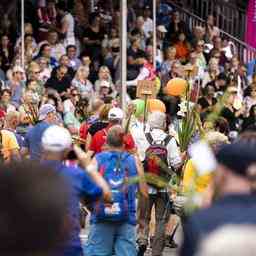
[75,66,89,80]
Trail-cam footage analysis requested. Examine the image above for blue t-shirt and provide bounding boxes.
[24,121,50,160]
[43,160,102,253]
[91,151,138,225]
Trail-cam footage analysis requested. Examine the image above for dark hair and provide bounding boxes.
[89,12,99,25]
[0,161,70,255]
[0,88,11,97]
[56,1,67,12]
[66,44,77,51]
[37,43,50,58]
[249,104,256,118]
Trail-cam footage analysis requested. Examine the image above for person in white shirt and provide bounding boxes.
[137,111,182,256]
[143,6,153,39]
[56,2,75,47]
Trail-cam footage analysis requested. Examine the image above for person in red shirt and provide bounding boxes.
[89,107,136,156]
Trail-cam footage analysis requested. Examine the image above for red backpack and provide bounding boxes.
[144,133,173,188]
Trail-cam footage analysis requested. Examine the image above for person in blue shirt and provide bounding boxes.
[82,125,139,256]
[41,125,111,256]
[22,104,56,160]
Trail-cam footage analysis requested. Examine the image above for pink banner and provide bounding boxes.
[246,0,256,48]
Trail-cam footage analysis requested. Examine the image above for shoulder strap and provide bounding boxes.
[145,132,154,145]
[163,135,172,147]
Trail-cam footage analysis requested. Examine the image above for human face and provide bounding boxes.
[30,69,40,81]
[1,36,9,48]
[48,32,58,45]
[67,47,76,59]
[57,67,67,80]
[214,37,222,49]
[47,111,57,124]
[71,90,80,103]
[207,15,214,26]
[60,56,70,66]
[13,71,23,81]
[1,91,11,103]
[207,85,215,97]
[167,48,176,60]
[43,46,52,58]
[99,69,110,80]
[178,33,185,42]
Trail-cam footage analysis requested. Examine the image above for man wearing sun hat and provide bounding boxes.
[180,141,256,256]
[22,104,56,160]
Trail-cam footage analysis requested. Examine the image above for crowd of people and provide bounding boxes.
[0,0,256,256]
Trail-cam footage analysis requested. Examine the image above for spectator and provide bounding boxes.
[55,1,75,47]
[143,6,153,39]
[161,46,177,76]
[22,104,56,160]
[6,66,25,108]
[66,45,81,71]
[45,65,71,95]
[127,37,146,80]
[72,66,94,98]
[0,35,14,72]
[205,15,220,44]
[174,32,190,63]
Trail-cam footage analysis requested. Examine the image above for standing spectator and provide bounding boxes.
[83,13,104,72]
[205,15,220,44]
[55,1,75,47]
[165,11,190,47]
[84,125,139,256]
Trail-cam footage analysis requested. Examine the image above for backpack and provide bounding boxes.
[144,133,173,188]
[93,152,130,222]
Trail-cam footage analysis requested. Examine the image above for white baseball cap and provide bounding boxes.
[42,125,72,152]
[108,107,124,120]
[157,25,167,33]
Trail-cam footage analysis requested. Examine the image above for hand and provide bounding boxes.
[73,145,91,167]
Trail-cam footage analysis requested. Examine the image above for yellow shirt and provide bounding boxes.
[0,130,20,162]
[183,159,213,193]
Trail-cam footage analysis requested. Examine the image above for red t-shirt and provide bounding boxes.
[89,125,136,154]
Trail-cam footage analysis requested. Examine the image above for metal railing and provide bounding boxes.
[169,0,256,63]
[176,0,247,41]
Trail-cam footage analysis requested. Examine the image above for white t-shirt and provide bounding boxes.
[143,18,153,38]
[62,13,75,47]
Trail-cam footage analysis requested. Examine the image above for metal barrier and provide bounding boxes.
[176,0,247,41]
[169,0,256,63]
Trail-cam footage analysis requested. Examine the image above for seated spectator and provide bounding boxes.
[0,89,16,113]
[45,65,71,95]
[66,45,81,71]
[0,35,14,72]
[94,66,116,97]
[198,84,217,114]
[242,104,256,131]
[244,86,256,117]
[72,66,94,98]
[40,30,65,61]
[6,66,25,108]
[202,58,220,88]
[161,46,177,76]
[37,57,52,82]
[174,32,190,63]
[51,54,75,79]
[35,43,58,68]
[127,37,146,80]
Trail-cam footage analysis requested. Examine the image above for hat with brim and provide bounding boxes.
[38,104,56,121]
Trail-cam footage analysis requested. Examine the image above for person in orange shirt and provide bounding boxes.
[174,32,190,63]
